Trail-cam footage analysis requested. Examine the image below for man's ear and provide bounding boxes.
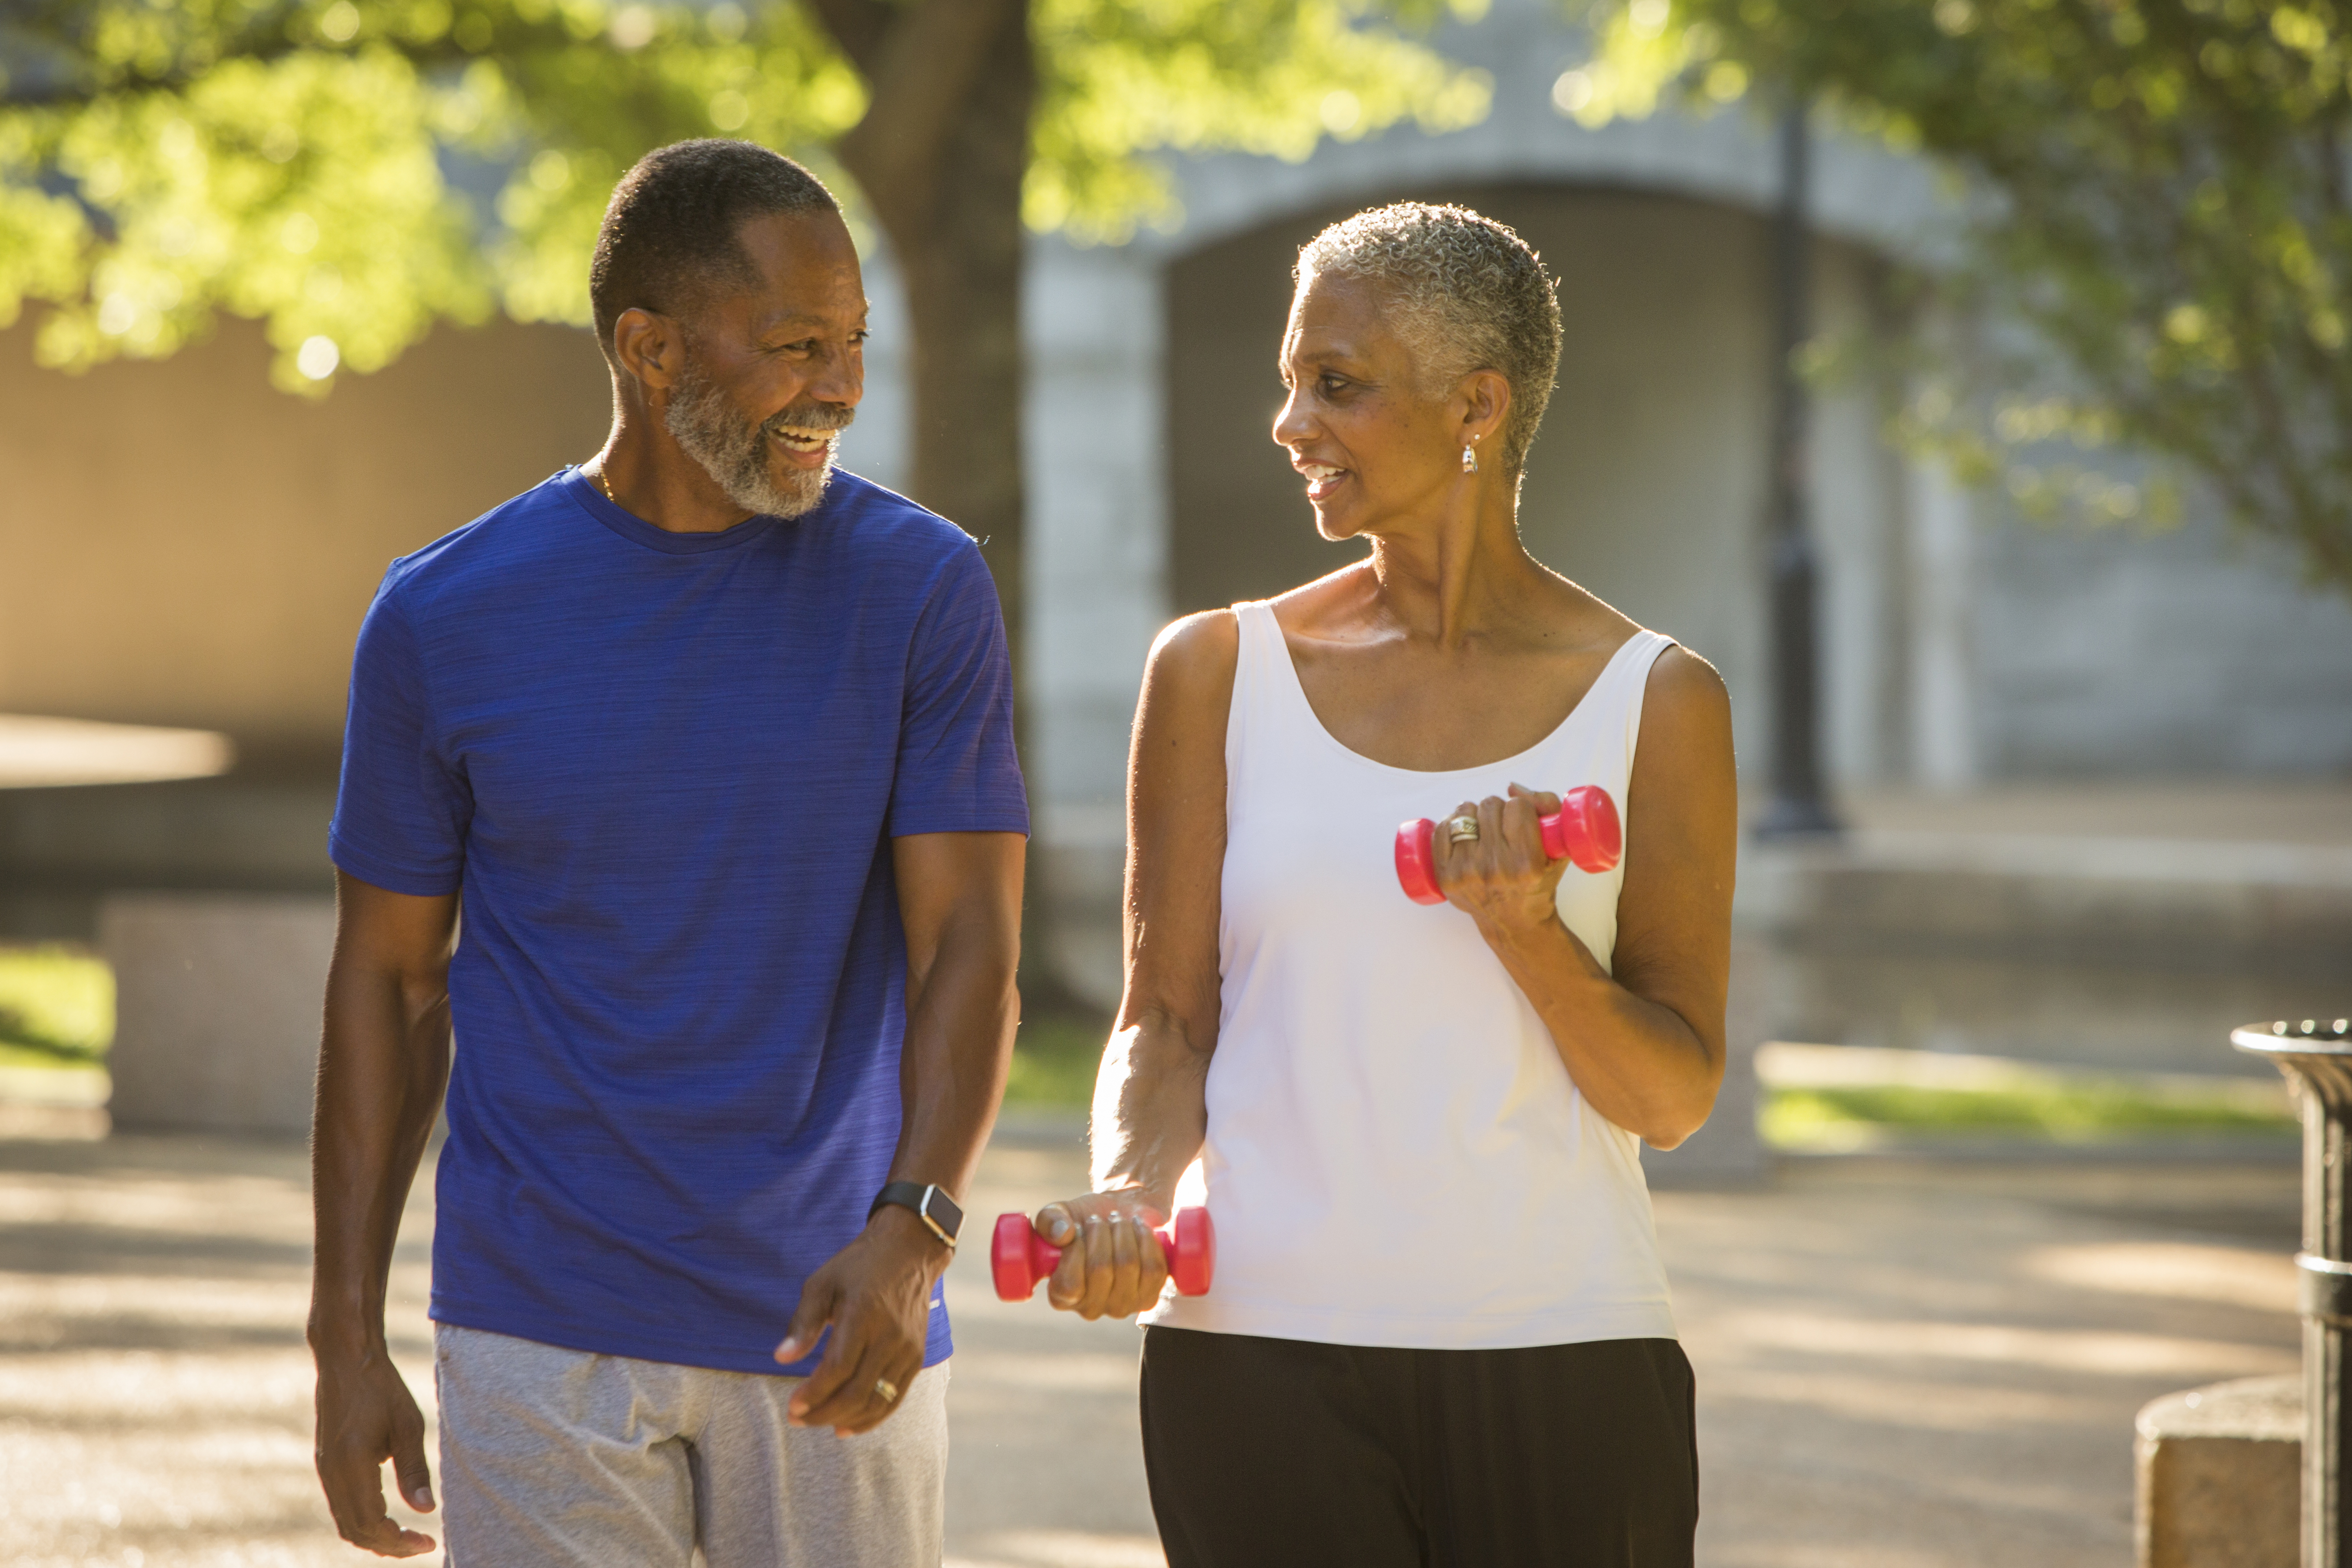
[612,308,682,397]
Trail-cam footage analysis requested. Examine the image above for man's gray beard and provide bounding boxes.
[664,357,850,520]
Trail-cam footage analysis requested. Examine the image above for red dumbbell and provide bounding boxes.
[1395,784,1623,905]
[991,1207,1217,1302]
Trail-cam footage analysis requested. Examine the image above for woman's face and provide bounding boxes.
[1273,271,1463,542]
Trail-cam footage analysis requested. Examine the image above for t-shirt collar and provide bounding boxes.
[560,466,802,555]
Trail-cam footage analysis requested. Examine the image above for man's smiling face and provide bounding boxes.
[664,208,867,519]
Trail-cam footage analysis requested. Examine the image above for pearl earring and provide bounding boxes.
[1461,438,1479,475]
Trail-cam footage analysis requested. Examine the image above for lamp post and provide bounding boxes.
[2236,1017,2352,1568]
[1752,101,1841,839]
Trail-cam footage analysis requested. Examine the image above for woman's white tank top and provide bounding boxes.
[1141,602,1680,1349]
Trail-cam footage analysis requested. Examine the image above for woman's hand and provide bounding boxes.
[1033,1190,1171,1320]
[1431,783,1574,938]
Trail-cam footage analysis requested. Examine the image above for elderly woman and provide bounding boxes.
[1036,202,1736,1565]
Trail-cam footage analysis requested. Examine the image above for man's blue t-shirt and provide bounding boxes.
[329,467,1027,1376]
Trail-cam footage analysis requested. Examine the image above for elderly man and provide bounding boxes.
[308,139,1026,1565]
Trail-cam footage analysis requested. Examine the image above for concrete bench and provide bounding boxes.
[101,892,336,1137]
[2136,1375,2299,1568]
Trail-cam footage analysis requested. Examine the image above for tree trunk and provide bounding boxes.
[895,30,1031,675]
[813,0,1099,1021]
[811,0,1030,651]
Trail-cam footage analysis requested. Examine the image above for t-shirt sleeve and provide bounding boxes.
[328,579,471,895]
[888,542,1031,839]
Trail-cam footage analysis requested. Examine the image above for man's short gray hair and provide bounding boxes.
[1296,202,1563,475]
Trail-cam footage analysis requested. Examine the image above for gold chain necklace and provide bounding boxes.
[590,465,622,509]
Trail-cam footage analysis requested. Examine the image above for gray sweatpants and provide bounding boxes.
[434,1324,948,1568]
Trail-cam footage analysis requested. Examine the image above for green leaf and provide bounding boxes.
[1566,0,2352,593]
[5,0,1492,386]
[1032,0,1492,242]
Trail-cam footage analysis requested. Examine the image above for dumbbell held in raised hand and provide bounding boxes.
[991,1207,1217,1302]
[1394,784,1623,906]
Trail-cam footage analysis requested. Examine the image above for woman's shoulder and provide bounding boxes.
[1143,608,1243,714]
[1639,641,1733,743]
[1131,610,1243,771]
[1151,606,1241,669]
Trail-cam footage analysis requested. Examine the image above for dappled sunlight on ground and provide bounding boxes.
[0,1133,2302,1567]
[1662,1161,2299,1568]
[2016,1240,2295,1313]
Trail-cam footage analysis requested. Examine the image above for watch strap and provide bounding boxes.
[869,1180,962,1247]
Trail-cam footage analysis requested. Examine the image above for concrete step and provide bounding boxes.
[1740,828,2352,970]
[2136,1376,2299,1568]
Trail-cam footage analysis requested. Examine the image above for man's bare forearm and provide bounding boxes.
[1089,1011,1211,1215]
[309,892,455,1357]
[889,906,1019,1205]
[772,839,1019,1429]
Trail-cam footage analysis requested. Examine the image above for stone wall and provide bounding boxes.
[0,315,609,753]
[101,893,337,1137]
[1975,505,2352,778]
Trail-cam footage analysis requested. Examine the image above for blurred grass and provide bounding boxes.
[1005,1013,1105,1111]
[1763,1080,2299,1152]
[0,945,1109,1104]
[1007,1023,2305,1139]
[0,945,113,1070]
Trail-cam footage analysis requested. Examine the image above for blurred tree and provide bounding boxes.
[0,0,1489,623]
[1568,0,2352,592]
[0,0,1489,1008]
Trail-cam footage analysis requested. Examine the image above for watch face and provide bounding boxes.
[874,1181,962,1245]
[923,1186,964,1241]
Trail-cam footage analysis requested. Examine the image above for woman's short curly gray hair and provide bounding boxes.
[1295,202,1563,475]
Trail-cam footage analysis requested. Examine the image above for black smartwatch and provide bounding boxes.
[869,1181,963,1248]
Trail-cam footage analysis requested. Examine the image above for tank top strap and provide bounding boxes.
[1606,629,1677,766]
[1523,627,1675,801]
[1224,600,1291,786]
[1230,599,1281,676]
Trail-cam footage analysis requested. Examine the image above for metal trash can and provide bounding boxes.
[2237,1017,2352,1568]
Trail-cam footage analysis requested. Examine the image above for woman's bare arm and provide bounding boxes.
[1432,647,1737,1147]
[1034,609,1235,1319]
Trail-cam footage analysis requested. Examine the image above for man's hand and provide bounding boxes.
[1036,1189,1170,1320]
[777,828,1016,1437]
[313,1346,437,1557]
[775,1205,946,1436]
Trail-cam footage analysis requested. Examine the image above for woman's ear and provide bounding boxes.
[1459,368,1512,449]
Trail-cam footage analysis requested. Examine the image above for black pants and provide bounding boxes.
[1140,1327,1697,1568]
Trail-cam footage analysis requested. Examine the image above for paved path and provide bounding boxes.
[0,1128,2301,1566]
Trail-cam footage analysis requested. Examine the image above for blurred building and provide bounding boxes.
[0,316,608,933]
[970,0,2352,998]
[2,0,2348,994]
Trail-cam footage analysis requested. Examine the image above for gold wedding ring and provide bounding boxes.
[1446,814,1481,845]
[873,1377,901,1404]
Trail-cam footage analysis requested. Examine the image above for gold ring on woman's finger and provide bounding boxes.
[1446,814,1480,844]
[873,1377,900,1404]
